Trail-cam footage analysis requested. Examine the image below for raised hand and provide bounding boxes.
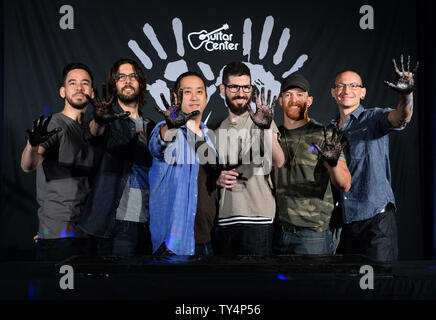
[312,126,346,167]
[26,115,61,147]
[86,84,130,126]
[248,87,276,130]
[155,88,200,129]
[384,54,419,95]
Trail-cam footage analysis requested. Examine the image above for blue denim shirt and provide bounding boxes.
[148,121,217,255]
[78,104,154,237]
[330,105,404,224]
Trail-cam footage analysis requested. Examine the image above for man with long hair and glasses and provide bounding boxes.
[79,58,154,257]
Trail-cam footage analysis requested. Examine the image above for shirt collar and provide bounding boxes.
[114,102,143,116]
[331,104,364,126]
[350,105,364,119]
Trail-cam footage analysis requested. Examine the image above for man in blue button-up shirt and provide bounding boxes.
[330,55,418,262]
[149,71,217,256]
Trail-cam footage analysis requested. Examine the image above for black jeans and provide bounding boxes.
[337,205,398,262]
[95,220,152,257]
[35,237,97,261]
[218,224,273,256]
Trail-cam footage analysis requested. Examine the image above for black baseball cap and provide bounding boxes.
[280,74,310,93]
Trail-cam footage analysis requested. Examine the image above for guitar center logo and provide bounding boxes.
[187,24,240,51]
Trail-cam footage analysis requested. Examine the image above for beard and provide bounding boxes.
[226,95,249,116]
[117,85,140,104]
[284,101,308,121]
[66,94,87,110]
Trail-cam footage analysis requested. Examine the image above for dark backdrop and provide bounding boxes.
[0,0,433,260]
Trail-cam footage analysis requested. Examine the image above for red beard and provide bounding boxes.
[284,101,308,121]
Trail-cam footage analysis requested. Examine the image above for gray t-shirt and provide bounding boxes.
[37,112,95,239]
[115,117,150,223]
[215,113,279,224]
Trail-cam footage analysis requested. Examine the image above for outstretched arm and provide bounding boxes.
[249,87,284,168]
[386,55,419,128]
[21,143,45,173]
[268,130,285,168]
[313,127,351,192]
[327,160,351,192]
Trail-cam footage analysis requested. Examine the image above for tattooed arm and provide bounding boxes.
[388,93,414,128]
[385,54,419,128]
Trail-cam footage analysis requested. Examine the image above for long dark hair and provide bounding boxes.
[108,58,147,106]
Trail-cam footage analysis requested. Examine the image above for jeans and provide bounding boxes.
[273,225,334,255]
[218,224,273,255]
[96,220,152,257]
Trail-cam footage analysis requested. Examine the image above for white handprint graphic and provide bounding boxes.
[128,18,217,118]
[215,16,309,111]
[128,16,308,124]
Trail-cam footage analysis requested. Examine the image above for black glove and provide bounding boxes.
[26,115,61,147]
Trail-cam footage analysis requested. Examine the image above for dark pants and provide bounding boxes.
[36,237,97,261]
[218,224,273,256]
[195,242,214,256]
[96,220,152,257]
[337,205,398,262]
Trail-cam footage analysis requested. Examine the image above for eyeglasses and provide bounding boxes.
[115,73,139,82]
[334,83,363,91]
[224,84,252,93]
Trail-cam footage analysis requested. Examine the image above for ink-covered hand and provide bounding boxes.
[86,84,130,126]
[26,115,61,147]
[155,89,200,129]
[312,127,346,167]
[384,54,419,95]
[248,87,276,130]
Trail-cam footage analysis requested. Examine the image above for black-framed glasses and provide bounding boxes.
[115,73,139,82]
[224,84,252,93]
[334,83,363,91]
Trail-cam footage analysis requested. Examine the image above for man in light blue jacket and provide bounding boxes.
[149,71,218,256]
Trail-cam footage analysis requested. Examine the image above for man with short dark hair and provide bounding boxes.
[330,55,418,262]
[21,62,97,261]
[149,71,218,256]
[79,58,154,257]
[272,74,351,255]
[215,61,285,255]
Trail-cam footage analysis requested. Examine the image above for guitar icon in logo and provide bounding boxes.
[188,24,229,50]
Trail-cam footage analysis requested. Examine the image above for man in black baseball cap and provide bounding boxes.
[280,73,311,94]
[272,73,351,255]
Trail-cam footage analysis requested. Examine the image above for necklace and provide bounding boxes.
[282,128,303,167]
